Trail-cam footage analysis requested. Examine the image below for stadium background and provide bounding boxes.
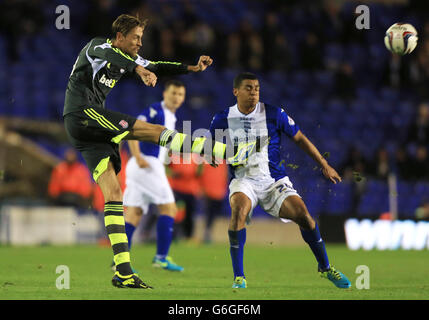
[0,0,428,247]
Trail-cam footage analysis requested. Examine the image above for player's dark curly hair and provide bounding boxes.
[233,72,258,88]
[112,14,148,39]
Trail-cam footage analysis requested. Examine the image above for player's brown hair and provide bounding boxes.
[112,14,148,39]
[164,79,185,90]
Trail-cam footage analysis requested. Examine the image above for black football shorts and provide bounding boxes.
[64,106,137,182]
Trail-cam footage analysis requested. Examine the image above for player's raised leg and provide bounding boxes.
[228,192,252,289]
[278,195,351,288]
[97,162,152,289]
[126,119,259,166]
[152,203,184,271]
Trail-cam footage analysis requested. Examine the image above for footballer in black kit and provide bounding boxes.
[62,14,214,288]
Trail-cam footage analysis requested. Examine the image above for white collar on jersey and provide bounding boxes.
[161,101,177,118]
[234,101,260,116]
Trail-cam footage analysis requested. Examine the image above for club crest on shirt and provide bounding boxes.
[119,120,129,129]
[288,115,295,126]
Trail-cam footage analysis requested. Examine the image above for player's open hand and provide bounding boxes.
[196,55,213,71]
[321,164,342,184]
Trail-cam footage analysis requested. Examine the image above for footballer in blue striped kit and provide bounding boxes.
[209,72,351,289]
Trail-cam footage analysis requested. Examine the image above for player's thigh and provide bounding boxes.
[157,202,177,218]
[127,119,165,144]
[65,107,136,143]
[278,195,315,230]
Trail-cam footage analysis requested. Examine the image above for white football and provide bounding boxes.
[384,23,418,55]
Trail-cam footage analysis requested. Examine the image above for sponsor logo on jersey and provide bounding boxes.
[99,73,117,88]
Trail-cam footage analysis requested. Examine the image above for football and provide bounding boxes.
[384,22,418,55]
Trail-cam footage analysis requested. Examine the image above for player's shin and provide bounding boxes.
[104,201,133,276]
[228,229,246,278]
[300,222,330,272]
[124,222,136,250]
[156,215,174,259]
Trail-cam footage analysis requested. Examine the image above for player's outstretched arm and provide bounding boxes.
[292,130,342,184]
[145,55,213,76]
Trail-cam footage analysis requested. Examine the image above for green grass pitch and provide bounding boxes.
[0,243,428,300]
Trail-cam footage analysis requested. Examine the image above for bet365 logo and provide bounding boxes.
[99,74,117,88]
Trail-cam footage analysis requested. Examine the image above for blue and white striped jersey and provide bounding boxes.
[209,102,299,181]
[137,101,177,164]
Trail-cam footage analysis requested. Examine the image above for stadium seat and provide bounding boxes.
[325,181,354,215]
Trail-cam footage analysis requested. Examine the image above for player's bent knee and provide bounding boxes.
[158,203,177,218]
[124,206,143,225]
[96,162,123,202]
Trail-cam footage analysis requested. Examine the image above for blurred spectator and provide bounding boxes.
[339,147,369,181]
[190,21,216,56]
[381,53,417,89]
[0,0,46,62]
[225,32,243,69]
[414,41,429,99]
[48,148,93,208]
[406,103,429,146]
[173,20,195,63]
[238,19,255,69]
[415,200,429,220]
[167,154,202,240]
[334,62,356,101]
[247,33,264,71]
[159,29,175,60]
[394,146,414,181]
[299,31,324,71]
[318,0,343,42]
[368,147,391,180]
[83,0,116,38]
[409,145,429,181]
[200,161,228,243]
[339,147,369,216]
[261,12,291,71]
[262,12,279,50]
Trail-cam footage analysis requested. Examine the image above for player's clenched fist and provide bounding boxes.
[141,71,157,87]
[197,55,213,71]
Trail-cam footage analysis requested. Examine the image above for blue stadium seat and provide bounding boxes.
[357,180,390,216]
[325,181,354,215]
